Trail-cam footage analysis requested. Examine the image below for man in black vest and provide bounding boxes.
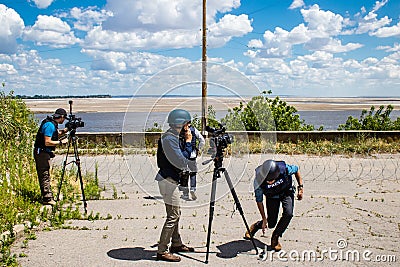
[34,108,68,205]
[155,109,196,262]
[244,159,304,251]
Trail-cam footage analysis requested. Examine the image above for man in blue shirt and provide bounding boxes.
[34,108,68,205]
[244,159,304,251]
[155,109,196,262]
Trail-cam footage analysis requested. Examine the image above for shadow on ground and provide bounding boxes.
[107,247,155,261]
[216,239,266,258]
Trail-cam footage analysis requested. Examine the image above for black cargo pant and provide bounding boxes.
[34,149,54,201]
[266,190,294,237]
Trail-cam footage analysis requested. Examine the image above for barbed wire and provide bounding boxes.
[53,141,399,196]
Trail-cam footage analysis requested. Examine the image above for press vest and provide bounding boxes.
[157,129,182,182]
[34,116,58,151]
[261,161,293,197]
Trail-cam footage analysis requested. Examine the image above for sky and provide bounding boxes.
[0,0,400,97]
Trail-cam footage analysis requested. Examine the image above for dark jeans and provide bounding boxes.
[34,149,54,201]
[266,191,294,237]
[180,172,196,195]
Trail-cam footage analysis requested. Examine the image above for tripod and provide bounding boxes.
[204,142,258,263]
[56,129,87,214]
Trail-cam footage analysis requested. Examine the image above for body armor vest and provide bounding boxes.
[261,161,293,197]
[157,129,181,181]
[34,116,58,151]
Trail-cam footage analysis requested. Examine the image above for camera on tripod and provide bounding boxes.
[206,124,233,152]
[65,100,85,131]
[65,115,84,130]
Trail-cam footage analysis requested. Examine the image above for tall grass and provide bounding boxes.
[0,90,104,266]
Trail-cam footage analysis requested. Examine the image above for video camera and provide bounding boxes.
[206,124,233,151]
[65,100,84,131]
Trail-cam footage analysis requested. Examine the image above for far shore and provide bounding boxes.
[24,96,400,113]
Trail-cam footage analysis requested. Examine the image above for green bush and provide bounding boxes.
[0,88,104,265]
[338,105,400,130]
[0,90,41,233]
[221,90,317,131]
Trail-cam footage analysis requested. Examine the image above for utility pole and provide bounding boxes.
[201,0,207,134]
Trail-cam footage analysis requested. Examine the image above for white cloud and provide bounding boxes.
[372,0,389,12]
[84,26,200,51]
[82,49,189,74]
[67,7,112,32]
[2,49,192,95]
[0,63,17,75]
[305,38,363,53]
[246,5,361,58]
[377,43,400,52]
[301,5,344,37]
[23,15,80,47]
[207,14,253,47]
[83,0,251,51]
[31,0,55,9]
[0,4,25,54]
[289,0,304,10]
[244,48,400,96]
[353,0,391,35]
[372,22,400,37]
[103,0,201,32]
[356,14,391,34]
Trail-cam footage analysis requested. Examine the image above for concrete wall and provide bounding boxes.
[75,131,400,147]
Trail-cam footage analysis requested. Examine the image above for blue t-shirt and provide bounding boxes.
[41,121,57,152]
[254,164,298,202]
[42,121,56,137]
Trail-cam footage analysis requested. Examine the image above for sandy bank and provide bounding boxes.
[24,97,400,113]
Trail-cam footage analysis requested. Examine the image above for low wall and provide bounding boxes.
[75,131,400,146]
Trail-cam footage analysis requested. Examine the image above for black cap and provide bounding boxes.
[53,108,67,118]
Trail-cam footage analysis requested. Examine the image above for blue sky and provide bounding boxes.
[0,0,399,97]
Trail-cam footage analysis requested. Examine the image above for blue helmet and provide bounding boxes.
[257,160,280,182]
[167,109,191,126]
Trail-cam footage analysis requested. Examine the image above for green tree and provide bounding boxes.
[338,105,400,130]
[222,90,317,131]
[192,105,219,130]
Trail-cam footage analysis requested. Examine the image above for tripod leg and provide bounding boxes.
[205,168,219,263]
[56,136,71,202]
[223,170,258,254]
[72,138,87,214]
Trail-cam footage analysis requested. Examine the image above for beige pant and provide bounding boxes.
[157,177,183,254]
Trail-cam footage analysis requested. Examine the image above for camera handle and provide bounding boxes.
[55,130,88,214]
[204,140,258,263]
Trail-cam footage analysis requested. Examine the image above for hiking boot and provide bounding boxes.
[156,252,181,262]
[181,194,189,200]
[170,244,195,253]
[244,220,262,239]
[43,199,56,206]
[271,234,282,251]
[190,191,197,200]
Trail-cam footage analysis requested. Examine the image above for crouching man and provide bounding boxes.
[245,160,303,251]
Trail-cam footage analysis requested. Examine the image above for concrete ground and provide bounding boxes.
[11,154,400,267]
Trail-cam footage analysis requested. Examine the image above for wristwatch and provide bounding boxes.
[298,184,303,190]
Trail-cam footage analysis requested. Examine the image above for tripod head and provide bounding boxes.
[204,124,234,176]
[65,100,84,136]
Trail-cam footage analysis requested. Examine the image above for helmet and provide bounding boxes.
[258,160,280,182]
[53,108,67,118]
[167,109,191,126]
